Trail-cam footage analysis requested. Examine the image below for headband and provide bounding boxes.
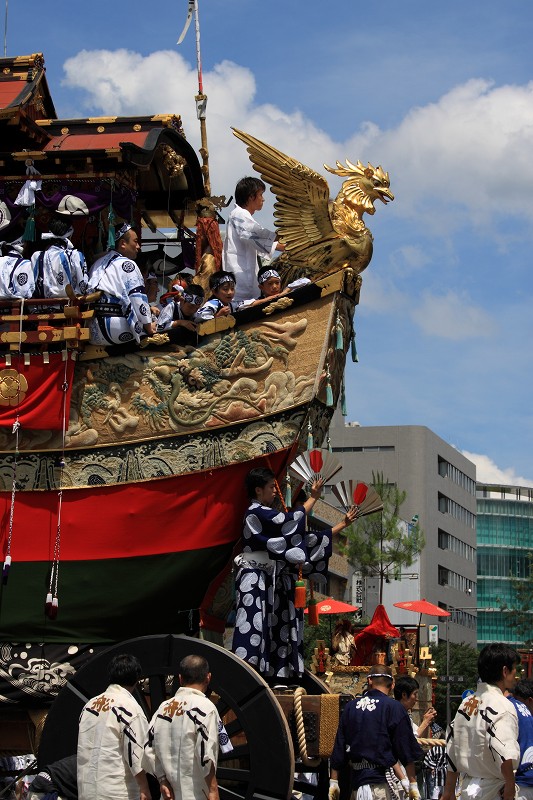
[368,671,393,679]
[116,222,132,240]
[258,269,280,284]
[182,291,203,305]
[211,274,235,290]
[42,227,74,242]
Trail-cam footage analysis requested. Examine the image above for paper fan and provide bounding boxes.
[289,448,342,484]
[332,480,384,518]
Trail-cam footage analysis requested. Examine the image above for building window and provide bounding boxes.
[438,528,475,561]
[332,445,395,453]
[438,493,476,529]
[437,457,476,495]
[438,564,476,593]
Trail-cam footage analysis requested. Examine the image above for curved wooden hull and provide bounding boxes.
[0,271,357,646]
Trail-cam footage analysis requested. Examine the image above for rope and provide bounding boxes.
[417,737,446,748]
[293,687,321,767]
[3,301,25,585]
[46,347,71,618]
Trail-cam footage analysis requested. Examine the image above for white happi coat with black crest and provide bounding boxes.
[88,251,151,345]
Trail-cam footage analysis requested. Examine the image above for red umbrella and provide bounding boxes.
[304,598,359,614]
[393,599,450,617]
[304,598,359,640]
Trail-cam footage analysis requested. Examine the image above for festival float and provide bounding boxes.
[0,52,441,800]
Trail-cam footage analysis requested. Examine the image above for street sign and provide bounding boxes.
[462,689,475,699]
[437,675,465,683]
[428,624,438,644]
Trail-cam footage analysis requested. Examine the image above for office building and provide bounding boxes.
[476,482,533,646]
[328,419,478,645]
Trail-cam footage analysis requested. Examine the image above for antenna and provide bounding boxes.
[4,0,8,57]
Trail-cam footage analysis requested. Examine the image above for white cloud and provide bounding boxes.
[61,49,339,202]
[461,451,533,488]
[61,50,533,243]
[410,290,497,340]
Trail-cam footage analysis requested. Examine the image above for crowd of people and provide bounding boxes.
[22,643,531,800]
[0,176,305,348]
[330,644,532,800]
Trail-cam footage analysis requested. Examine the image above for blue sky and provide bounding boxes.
[7,1,533,483]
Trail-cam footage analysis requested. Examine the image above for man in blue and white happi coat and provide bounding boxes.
[88,223,156,346]
[31,216,88,299]
[0,238,34,299]
[329,666,423,800]
[231,467,356,679]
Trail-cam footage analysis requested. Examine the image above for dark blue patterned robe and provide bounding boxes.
[231,501,332,678]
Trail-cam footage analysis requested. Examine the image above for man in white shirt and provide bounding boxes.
[222,176,284,303]
[77,653,151,800]
[442,643,520,800]
[147,654,222,800]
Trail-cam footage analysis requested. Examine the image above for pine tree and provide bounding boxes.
[342,471,425,604]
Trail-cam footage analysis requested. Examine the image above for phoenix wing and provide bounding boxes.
[232,128,358,274]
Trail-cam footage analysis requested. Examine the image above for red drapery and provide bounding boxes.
[0,354,74,430]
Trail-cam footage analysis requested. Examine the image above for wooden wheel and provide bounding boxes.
[38,634,296,800]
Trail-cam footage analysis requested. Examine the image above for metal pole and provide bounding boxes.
[446,613,451,730]
[3,0,8,57]
[193,0,211,196]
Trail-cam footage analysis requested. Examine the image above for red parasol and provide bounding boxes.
[304,598,359,640]
[393,599,450,617]
[304,598,359,614]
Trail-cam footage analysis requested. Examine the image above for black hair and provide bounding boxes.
[184,283,205,298]
[235,176,266,208]
[245,467,275,499]
[514,678,533,701]
[209,270,236,291]
[108,653,142,687]
[477,643,520,683]
[48,217,73,238]
[393,675,419,701]
[368,664,393,688]
[179,654,210,685]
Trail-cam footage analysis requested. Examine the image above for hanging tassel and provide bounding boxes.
[294,566,307,609]
[307,420,313,451]
[45,596,59,620]
[335,313,343,351]
[284,471,292,508]
[326,434,333,453]
[341,377,347,416]
[22,205,36,242]
[325,366,334,407]
[351,331,358,363]
[2,555,11,586]
[107,203,116,249]
[308,582,319,625]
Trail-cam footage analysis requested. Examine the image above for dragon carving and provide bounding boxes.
[232,128,394,282]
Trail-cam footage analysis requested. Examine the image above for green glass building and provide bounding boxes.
[477,482,533,645]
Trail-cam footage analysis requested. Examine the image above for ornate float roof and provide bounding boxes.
[0,54,206,228]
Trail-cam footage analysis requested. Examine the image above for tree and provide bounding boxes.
[499,551,533,646]
[431,641,479,723]
[342,471,425,604]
